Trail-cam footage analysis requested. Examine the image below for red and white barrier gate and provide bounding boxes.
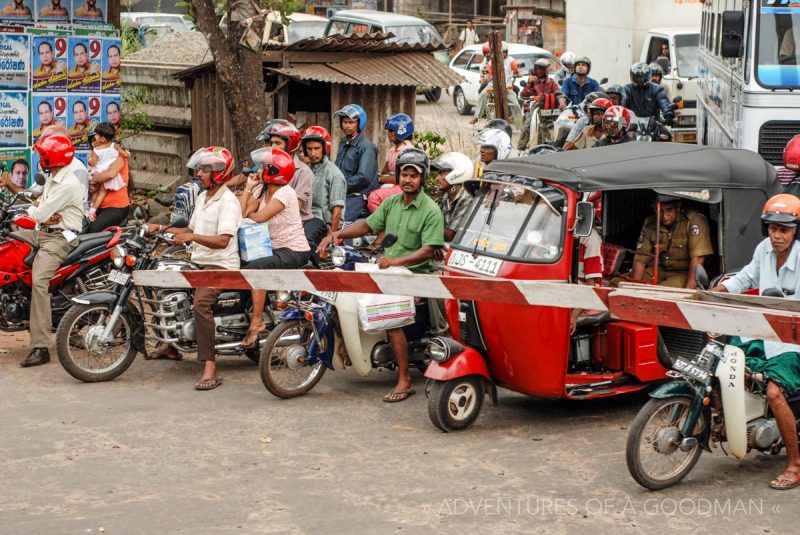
[132,269,800,344]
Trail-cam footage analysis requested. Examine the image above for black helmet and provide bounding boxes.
[482,118,512,139]
[630,62,651,87]
[582,91,608,112]
[395,147,429,185]
[575,56,592,75]
[648,62,664,78]
[606,84,624,97]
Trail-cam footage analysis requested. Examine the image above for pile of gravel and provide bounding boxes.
[125,31,213,66]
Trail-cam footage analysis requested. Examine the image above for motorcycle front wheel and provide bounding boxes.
[259,319,327,399]
[626,396,706,490]
[56,303,138,382]
[427,376,485,432]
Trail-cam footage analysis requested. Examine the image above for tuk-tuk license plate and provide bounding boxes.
[311,291,337,303]
[671,357,710,382]
[447,251,502,277]
[108,269,130,285]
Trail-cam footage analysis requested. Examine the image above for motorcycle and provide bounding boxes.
[625,267,800,490]
[520,94,562,148]
[630,97,683,143]
[258,233,431,399]
[55,212,273,383]
[0,184,122,333]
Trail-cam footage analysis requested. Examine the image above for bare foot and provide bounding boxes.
[241,321,267,348]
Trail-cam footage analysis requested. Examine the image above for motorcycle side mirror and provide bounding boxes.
[170,215,189,229]
[34,173,46,186]
[599,77,608,85]
[382,232,398,249]
[695,265,709,290]
[672,96,683,104]
[573,201,594,238]
[133,207,144,221]
[761,288,785,298]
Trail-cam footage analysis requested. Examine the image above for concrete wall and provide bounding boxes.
[566,0,702,85]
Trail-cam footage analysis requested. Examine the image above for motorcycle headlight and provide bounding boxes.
[276,290,292,303]
[427,337,465,363]
[111,246,127,268]
[332,246,347,267]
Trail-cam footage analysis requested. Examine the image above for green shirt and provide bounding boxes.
[366,191,444,273]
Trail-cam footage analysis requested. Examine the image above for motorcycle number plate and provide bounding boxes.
[447,250,502,277]
[108,269,130,285]
[672,357,709,382]
[312,291,337,303]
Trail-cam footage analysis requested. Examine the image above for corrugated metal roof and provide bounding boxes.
[263,33,443,54]
[267,52,463,88]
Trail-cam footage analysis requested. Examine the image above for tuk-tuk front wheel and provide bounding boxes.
[427,376,485,432]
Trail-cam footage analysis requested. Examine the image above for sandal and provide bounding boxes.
[383,389,416,403]
[770,470,800,490]
[144,346,182,361]
[194,377,223,391]
[241,326,267,349]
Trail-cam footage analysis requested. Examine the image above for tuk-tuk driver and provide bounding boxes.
[710,194,800,490]
[317,148,445,403]
[628,194,713,288]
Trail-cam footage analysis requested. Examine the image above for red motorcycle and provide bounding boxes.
[0,190,124,332]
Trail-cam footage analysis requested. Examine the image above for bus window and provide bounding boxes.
[757,4,800,88]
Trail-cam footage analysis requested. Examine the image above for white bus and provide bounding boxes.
[698,0,800,164]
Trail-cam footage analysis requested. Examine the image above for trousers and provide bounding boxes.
[194,265,224,362]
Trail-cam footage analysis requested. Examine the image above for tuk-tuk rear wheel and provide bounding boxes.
[427,376,485,432]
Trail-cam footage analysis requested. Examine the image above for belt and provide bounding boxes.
[41,227,78,234]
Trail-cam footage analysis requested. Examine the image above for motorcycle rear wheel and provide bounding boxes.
[259,319,327,399]
[56,303,137,383]
[626,396,705,490]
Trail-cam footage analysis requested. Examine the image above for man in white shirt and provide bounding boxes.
[459,20,479,49]
[146,147,242,390]
[19,134,84,367]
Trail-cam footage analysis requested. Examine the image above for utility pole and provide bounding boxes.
[488,31,509,122]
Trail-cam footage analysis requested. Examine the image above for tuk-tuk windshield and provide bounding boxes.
[454,184,565,263]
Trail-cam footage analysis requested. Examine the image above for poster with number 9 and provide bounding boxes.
[67,36,101,93]
[31,36,68,92]
[31,95,67,142]
[67,94,98,150]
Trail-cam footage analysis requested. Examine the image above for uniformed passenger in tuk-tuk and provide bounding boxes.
[625,194,713,288]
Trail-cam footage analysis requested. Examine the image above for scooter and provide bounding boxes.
[258,233,431,399]
[625,266,800,490]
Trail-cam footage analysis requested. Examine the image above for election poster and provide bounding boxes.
[31,34,67,91]
[0,1,34,26]
[0,32,28,89]
[31,93,65,141]
[100,37,118,93]
[71,0,106,26]
[36,0,70,24]
[66,34,100,93]
[100,93,118,139]
[0,90,28,147]
[0,147,30,188]
[67,93,97,150]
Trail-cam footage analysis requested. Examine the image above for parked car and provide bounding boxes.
[448,43,560,116]
[122,12,195,32]
[263,12,330,45]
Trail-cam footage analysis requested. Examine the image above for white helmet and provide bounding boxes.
[501,42,509,53]
[475,128,512,160]
[560,51,577,71]
[430,152,475,186]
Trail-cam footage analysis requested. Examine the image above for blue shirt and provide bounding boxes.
[560,75,601,107]
[722,238,800,357]
[335,132,378,196]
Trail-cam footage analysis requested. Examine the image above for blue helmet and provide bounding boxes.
[384,113,414,142]
[333,104,367,132]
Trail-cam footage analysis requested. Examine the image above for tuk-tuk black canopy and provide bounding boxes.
[485,142,783,273]
[486,142,780,194]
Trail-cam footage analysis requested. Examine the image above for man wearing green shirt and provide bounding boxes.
[318,148,444,402]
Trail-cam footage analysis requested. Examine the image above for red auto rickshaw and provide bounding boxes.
[425,142,780,432]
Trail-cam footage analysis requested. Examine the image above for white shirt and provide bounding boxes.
[188,185,242,270]
[722,238,800,358]
[28,165,85,233]
[29,158,90,200]
[459,27,479,46]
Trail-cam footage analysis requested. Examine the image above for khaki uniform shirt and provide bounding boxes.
[634,208,713,272]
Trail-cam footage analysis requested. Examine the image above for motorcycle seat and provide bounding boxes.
[60,231,115,266]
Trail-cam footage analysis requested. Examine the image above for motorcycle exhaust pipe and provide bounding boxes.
[213,333,302,352]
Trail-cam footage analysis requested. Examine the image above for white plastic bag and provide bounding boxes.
[355,264,416,332]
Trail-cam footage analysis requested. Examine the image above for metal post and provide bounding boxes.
[474,0,477,19]
[489,31,509,122]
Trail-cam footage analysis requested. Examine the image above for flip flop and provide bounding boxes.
[240,326,267,349]
[383,389,416,403]
[194,377,223,391]
[770,470,800,490]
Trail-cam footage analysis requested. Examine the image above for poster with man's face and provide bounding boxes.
[67,36,101,93]
[101,95,120,141]
[67,94,98,150]
[0,0,33,25]
[0,33,28,89]
[31,35,68,92]
[71,0,106,25]
[35,0,68,23]
[0,91,28,147]
[101,38,120,94]
[31,94,66,142]
[0,148,31,189]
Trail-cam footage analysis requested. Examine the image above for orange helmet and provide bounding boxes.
[762,193,800,232]
[783,134,800,170]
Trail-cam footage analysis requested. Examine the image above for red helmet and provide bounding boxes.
[603,106,633,138]
[587,97,613,112]
[301,125,332,155]
[187,146,234,184]
[482,42,490,56]
[33,134,74,169]
[251,147,295,185]
[783,134,800,170]
[260,119,301,153]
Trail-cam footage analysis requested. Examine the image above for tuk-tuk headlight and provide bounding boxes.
[331,246,347,267]
[111,246,127,269]
[428,337,465,363]
[276,290,292,303]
